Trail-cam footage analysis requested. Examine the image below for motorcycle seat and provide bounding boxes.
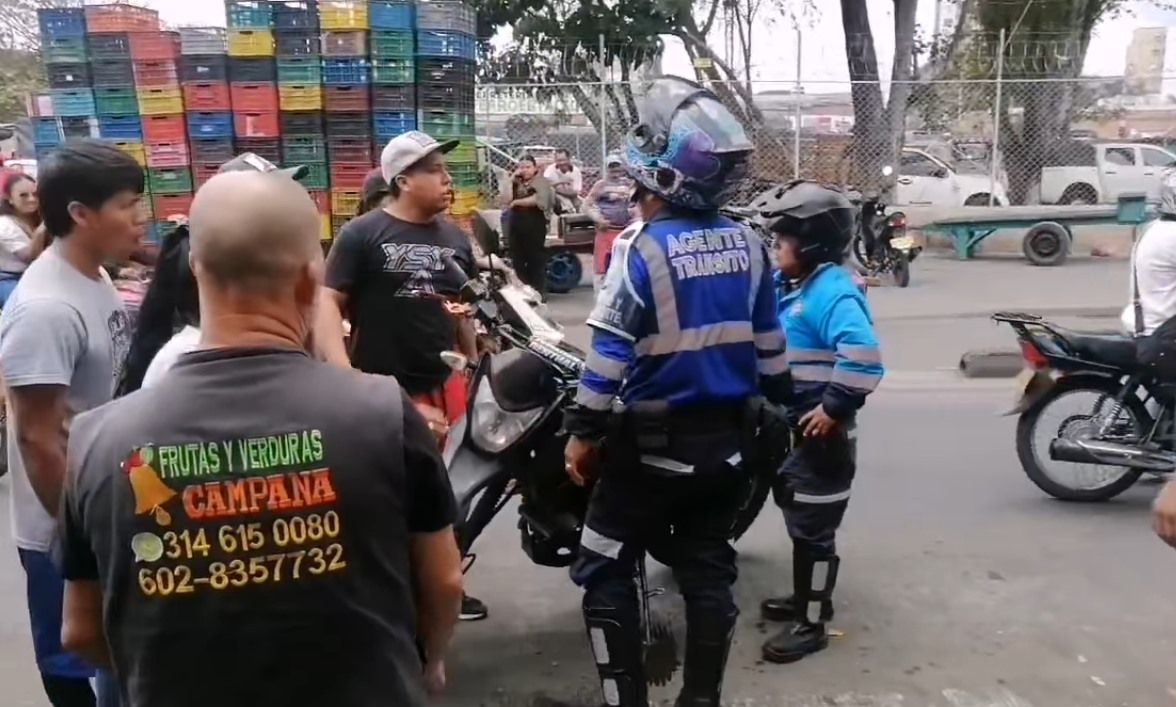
[1056,328,1137,369]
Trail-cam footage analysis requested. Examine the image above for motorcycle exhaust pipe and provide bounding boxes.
[1049,438,1176,471]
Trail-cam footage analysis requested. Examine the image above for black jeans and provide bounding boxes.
[508,208,548,296]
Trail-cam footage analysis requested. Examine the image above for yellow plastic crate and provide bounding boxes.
[278,84,323,111]
[112,140,146,167]
[330,188,360,216]
[320,214,331,241]
[449,189,480,216]
[137,87,183,115]
[319,0,368,30]
[228,29,275,57]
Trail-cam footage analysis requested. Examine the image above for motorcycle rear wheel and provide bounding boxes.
[891,251,911,288]
[1015,377,1149,502]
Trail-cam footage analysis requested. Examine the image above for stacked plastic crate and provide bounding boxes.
[369,1,416,153]
[274,0,330,241]
[226,1,280,166]
[35,7,92,159]
[414,1,477,219]
[179,28,232,190]
[319,0,371,234]
[133,28,190,238]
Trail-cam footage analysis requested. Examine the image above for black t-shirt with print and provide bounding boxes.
[58,347,456,707]
[325,209,475,395]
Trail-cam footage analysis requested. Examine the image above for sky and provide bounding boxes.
[140,0,1176,87]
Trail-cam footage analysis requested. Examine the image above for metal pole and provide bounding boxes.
[599,33,609,170]
[793,27,802,180]
[989,28,1005,207]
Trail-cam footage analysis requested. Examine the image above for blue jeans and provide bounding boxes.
[0,277,19,307]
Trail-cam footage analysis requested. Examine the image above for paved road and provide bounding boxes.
[4,255,1173,707]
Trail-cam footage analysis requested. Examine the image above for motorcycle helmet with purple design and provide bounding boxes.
[623,76,754,210]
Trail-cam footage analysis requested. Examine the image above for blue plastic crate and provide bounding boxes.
[38,8,86,39]
[50,89,96,117]
[322,58,370,85]
[370,0,414,30]
[33,118,61,144]
[415,30,475,60]
[373,111,415,138]
[98,114,142,140]
[186,111,234,139]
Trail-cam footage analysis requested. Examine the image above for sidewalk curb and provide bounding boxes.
[959,349,1023,378]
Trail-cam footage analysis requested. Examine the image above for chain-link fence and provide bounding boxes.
[473,71,1176,210]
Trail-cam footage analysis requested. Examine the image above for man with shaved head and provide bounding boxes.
[54,172,464,707]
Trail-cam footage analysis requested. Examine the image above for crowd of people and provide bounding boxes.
[0,73,1172,707]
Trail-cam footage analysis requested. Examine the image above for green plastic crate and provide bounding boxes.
[418,112,474,137]
[44,37,88,64]
[370,30,413,57]
[371,57,414,84]
[147,167,194,195]
[282,135,326,164]
[94,87,139,116]
[297,161,328,190]
[277,56,323,84]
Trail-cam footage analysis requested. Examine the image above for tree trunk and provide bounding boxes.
[838,0,886,190]
[880,0,920,197]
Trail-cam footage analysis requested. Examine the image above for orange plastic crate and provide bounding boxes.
[182,81,231,111]
[152,193,194,219]
[233,111,280,138]
[192,163,220,188]
[230,82,279,112]
[128,32,180,61]
[141,114,186,143]
[85,4,160,33]
[145,140,190,168]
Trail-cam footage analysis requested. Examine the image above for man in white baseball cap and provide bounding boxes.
[316,132,488,621]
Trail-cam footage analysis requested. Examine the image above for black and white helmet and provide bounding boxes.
[752,181,856,265]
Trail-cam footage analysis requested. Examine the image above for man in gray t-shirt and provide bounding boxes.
[0,140,145,707]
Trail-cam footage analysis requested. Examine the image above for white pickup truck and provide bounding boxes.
[896,147,1010,207]
[1039,142,1176,205]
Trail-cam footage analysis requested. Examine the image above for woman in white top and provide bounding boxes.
[0,173,47,304]
[116,225,201,394]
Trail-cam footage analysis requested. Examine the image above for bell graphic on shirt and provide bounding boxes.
[123,447,176,526]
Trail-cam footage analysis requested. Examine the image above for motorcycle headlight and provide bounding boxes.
[469,377,544,454]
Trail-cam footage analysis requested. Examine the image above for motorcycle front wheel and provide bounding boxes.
[1015,377,1149,502]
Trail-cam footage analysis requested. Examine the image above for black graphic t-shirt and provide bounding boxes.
[325,210,476,395]
[58,347,456,707]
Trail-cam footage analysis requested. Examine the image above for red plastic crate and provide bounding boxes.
[146,140,190,168]
[192,163,220,188]
[128,32,180,61]
[85,4,160,33]
[327,137,373,165]
[132,59,179,87]
[230,82,279,112]
[307,189,329,215]
[182,81,231,111]
[153,193,194,219]
[142,114,186,143]
[330,163,371,188]
[234,110,280,138]
[323,85,370,113]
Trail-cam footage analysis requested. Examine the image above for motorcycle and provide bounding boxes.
[994,311,1172,502]
[847,172,917,288]
[444,268,783,681]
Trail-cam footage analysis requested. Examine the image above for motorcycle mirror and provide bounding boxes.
[440,351,469,372]
[881,165,894,177]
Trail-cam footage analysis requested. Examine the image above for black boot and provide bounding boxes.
[675,605,737,707]
[762,551,839,664]
[759,595,796,622]
[583,587,648,707]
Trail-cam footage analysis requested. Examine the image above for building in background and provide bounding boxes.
[1126,27,1167,95]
